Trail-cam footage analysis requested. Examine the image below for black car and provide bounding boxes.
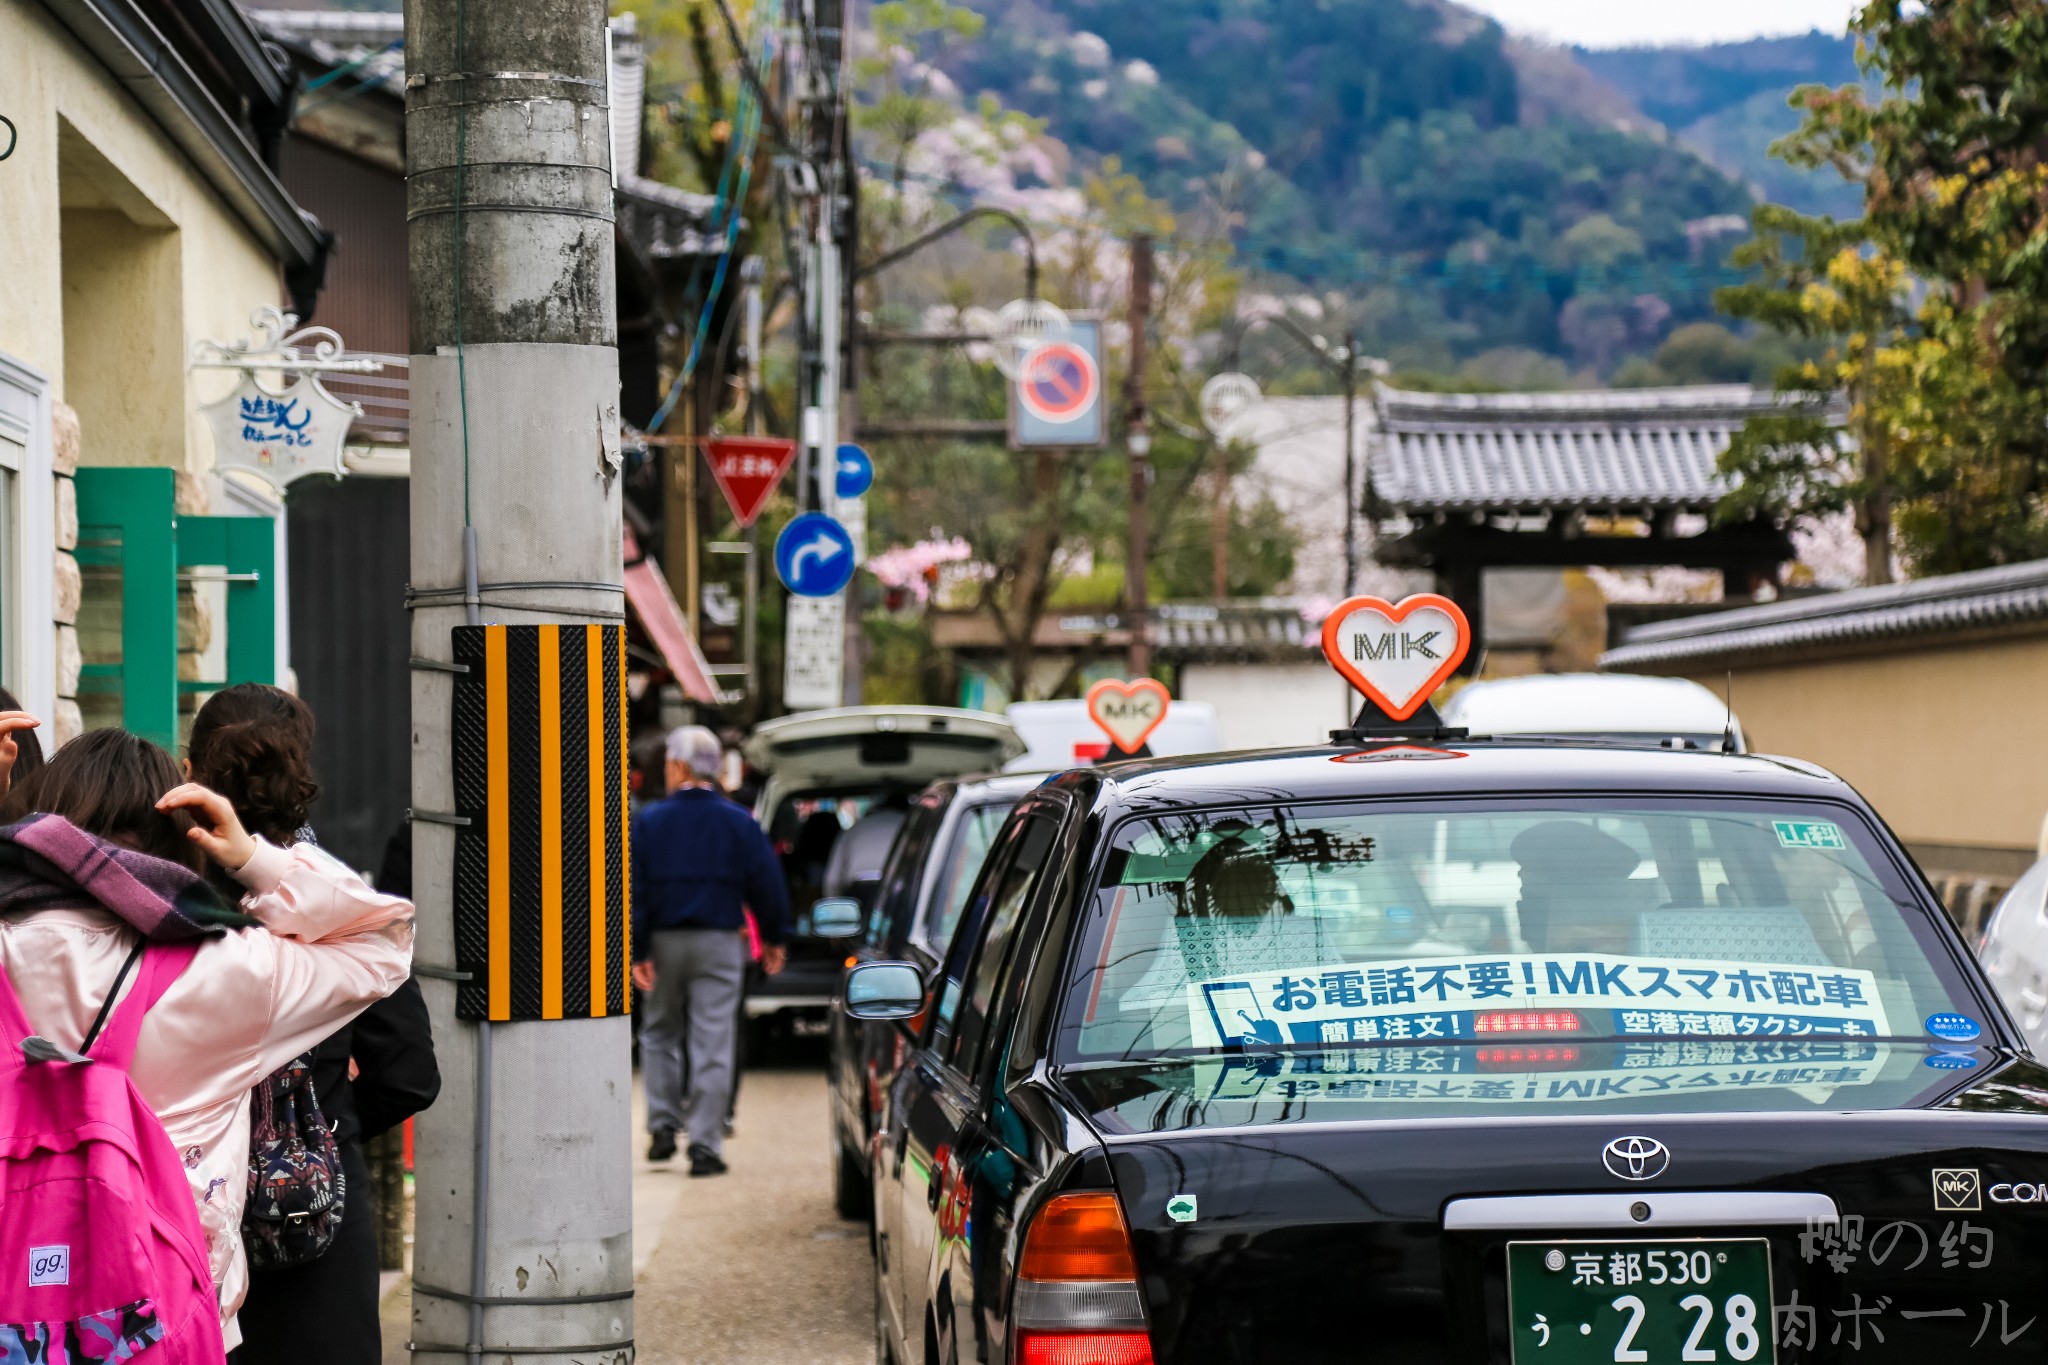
[829,772,1042,1219]
[848,740,2048,1365]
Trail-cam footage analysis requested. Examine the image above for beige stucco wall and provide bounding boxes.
[0,1,283,482]
[1665,631,2048,858]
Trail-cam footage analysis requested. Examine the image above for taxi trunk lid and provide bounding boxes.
[1067,1051,2048,1364]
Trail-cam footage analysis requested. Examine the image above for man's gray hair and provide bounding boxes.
[665,725,724,780]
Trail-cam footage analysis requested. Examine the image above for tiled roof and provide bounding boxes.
[1372,384,1785,515]
[1602,559,2048,670]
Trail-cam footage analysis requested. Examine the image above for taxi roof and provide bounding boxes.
[1046,740,1854,816]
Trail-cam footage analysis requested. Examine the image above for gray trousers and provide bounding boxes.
[641,926,747,1155]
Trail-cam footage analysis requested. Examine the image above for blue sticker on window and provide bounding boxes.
[1925,1052,1979,1071]
[1926,1012,1982,1042]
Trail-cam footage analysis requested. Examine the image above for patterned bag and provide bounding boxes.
[242,1053,346,1270]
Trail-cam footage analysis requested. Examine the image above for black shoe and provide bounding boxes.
[687,1143,728,1177]
[647,1129,678,1162]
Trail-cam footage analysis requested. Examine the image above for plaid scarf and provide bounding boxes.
[0,813,257,940]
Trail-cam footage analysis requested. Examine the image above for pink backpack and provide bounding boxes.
[0,940,224,1363]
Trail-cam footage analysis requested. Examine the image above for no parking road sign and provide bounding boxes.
[1018,343,1098,422]
[1010,316,1105,449]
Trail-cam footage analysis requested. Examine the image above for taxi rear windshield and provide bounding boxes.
[1056,798,1978,1063]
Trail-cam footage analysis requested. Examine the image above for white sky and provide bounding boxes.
[1459,0,1858,48]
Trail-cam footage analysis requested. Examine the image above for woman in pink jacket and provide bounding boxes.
[0,719,414,1353]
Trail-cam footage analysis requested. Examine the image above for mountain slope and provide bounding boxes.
[1576,33,1864,217]
[941,0,1757,372]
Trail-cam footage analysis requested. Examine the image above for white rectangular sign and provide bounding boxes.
[783,593,844,710]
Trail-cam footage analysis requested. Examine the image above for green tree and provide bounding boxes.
[1717,207,1914,583]
[1720,0,2048,578]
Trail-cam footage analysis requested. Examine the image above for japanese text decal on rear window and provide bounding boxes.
[1187,952,1891,1049]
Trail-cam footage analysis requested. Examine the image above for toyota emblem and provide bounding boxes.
[1602,1136,1670,1182]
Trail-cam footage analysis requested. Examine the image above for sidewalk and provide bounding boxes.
[380,1058,870,1364]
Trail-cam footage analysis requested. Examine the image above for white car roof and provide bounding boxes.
[1442,674,1740,740]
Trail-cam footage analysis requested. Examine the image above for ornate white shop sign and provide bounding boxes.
[193,307,381,490]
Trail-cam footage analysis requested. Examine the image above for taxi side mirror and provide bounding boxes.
[811,897,864,939]
[843,961,924,1021]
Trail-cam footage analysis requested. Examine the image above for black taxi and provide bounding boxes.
[847,730,2048,1365]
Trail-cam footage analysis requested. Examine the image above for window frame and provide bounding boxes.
[942,813,1057,1075]
[0,350,56,726]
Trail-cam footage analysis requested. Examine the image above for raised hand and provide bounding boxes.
[156,783,258,871]
[0,710,40,795]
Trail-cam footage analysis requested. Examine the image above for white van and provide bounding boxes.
[1002,698,1225,772]
[1440,673,1747,752]
[739,706,1024,1027]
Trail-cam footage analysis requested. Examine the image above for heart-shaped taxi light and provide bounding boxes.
[1319,593,1472,721]
[1085,677,1171,754]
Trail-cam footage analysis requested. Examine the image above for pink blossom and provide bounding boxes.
[866,537,976,604]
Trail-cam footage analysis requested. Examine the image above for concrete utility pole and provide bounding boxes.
[782,0,858,711]
[1124,232,1153,678]
[405,0,633,1360]
[742,256,765,704]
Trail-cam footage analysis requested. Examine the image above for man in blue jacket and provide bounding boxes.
[631,726,790,1174]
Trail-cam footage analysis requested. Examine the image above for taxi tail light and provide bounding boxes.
[1014,1194,1152,1365]
[1474,1010,1582,1035]
[1475,1043,1582,1070]
[1016,1333,1154,1365]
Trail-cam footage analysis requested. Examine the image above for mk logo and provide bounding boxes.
[1352,630,1442,662]
[1934,1167,1983,1211]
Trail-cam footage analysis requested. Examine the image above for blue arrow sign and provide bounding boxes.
[774,512,857,597]
[834,443,874,500]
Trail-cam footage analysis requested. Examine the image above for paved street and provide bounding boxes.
[383,1047,870,1365]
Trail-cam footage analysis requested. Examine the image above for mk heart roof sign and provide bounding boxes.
[1319,594,1472,721]
[1086,677,1170,754]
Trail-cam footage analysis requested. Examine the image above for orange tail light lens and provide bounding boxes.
[1018,1193,1140,1282]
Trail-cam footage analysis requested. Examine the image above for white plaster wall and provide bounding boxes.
[1179,661,1358,751]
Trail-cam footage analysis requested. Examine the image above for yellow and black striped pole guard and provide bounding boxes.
[451,624,632,1021]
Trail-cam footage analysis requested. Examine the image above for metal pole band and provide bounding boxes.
[408,809,474,828]
[412,964,475,983]
[409,1341,633,1358]
[407,204,617,225]
[409,581,627,599]
[414,1282,635,1308]
[406,71,608,90]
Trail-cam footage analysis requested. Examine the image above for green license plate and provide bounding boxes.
[1507,1239,1776,1365]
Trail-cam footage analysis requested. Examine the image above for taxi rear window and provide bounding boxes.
[1056,797,1979,1064]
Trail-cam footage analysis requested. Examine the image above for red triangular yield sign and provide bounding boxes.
[702,435,800,527]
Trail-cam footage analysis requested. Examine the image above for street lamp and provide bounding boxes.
[1252,313,1371,597]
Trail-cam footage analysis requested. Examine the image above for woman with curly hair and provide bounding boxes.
[0,711,413,1358]
[189,685,439,1365]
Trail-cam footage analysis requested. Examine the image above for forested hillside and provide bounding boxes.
[1577,32,1863,217]
[941,0,1760,373]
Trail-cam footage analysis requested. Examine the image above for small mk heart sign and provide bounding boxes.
[1319,593,1471,721]
[1086,677,1171,754]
